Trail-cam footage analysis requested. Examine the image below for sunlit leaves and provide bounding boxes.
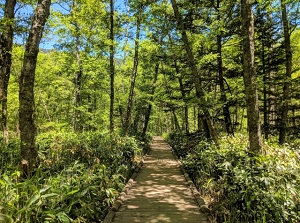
[168,132,300,222]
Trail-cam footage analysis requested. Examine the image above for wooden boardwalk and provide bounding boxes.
[108,136,207,223]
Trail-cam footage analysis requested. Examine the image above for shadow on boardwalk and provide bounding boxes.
[110,136,207,223]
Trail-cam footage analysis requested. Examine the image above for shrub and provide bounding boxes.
[168,133,300,223]
[0,131,147,222]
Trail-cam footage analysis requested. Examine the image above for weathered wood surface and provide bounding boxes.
[110,136,207,223]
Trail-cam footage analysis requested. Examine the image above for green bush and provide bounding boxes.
[0,138,20,175]
[168,133,300,223]
[0,131,147,222]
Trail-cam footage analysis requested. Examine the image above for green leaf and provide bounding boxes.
[67,189,79,195]
[0,179,5,186]
[0,214,14,223]
[3,175,11,184]
[25,194,39,208]
[56,212,72,223]
[40,186,51,194]
[41,193,58,198]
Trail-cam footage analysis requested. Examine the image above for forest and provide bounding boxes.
[0,0,299,222]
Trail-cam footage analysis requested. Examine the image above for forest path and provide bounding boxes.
[110,136,207,223]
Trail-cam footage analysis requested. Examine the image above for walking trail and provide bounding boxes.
[111,136,207,223]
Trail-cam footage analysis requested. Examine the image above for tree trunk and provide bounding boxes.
[117,97,124,127]
[279,0,292,144]
[142,63,159,136]
[262,41,269,139]
[269,69,276,131]
[72,22,83,132]
[109,0,115,135]
[132,107,141,133]
[175,63,189,134]
[0,0,17,144]
[124,3,142,135]
[172,109,180,131]
[19,0,51,177]
[217,34,234,135]
[216,0,233,136]
[241,0,262,154]
[170,0,218,144]
[143,103,152,135]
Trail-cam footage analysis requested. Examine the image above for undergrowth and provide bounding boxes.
[167,132,300,223]
[0,131,148,222]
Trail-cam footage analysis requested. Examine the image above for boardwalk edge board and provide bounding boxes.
[168,144,210,222]
[103,158,144,223]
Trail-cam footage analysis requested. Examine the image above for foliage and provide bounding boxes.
[1,0,300,221]
[0,131,145,222]
[168,133,300,223]
[166,131,206,158]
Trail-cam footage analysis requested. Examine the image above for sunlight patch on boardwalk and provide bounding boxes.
[111,136,207,223]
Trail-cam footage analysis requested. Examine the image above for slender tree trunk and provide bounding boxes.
[183,106,189,133]
[143,103,152,135]
[241,0,262,154]
[262,41,269,139]
[109,0,115,135]
[117,97,124,126]
[124,3,142,135]
[193,105,196,131]
[217,34,234,135]
[0,0,17,144]
[172,109,180,131]
[72,23,83,132]
[170,0,218,144]
[216,0,234,136]
[175,62,189,134]
[122,0,130,61]
[279,1,292,144]
[269,69,276,130]
[142,63,159,136]
[87,95,95,131]
[132,106,141,133]
[257,8,269,140]
[19,0,51,177]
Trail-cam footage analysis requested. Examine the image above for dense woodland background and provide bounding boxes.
[0,0,299,222]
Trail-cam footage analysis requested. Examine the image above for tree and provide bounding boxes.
[0,0,17,143]
[215,0,234,135]
[124,2,143,135]
[51,0,112,131]
[19,0,51,177]
[241,0,262,154]
[279,0,292,144]
[170,0,219,144]
[142,62,159,136]
[109,0,115,135]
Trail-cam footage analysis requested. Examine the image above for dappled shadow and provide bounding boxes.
[112,137,206,223]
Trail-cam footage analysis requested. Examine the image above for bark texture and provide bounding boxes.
[241,0,262,154]
[279,1,292,144]
[19,0,51,177]
[0,0,17,143]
